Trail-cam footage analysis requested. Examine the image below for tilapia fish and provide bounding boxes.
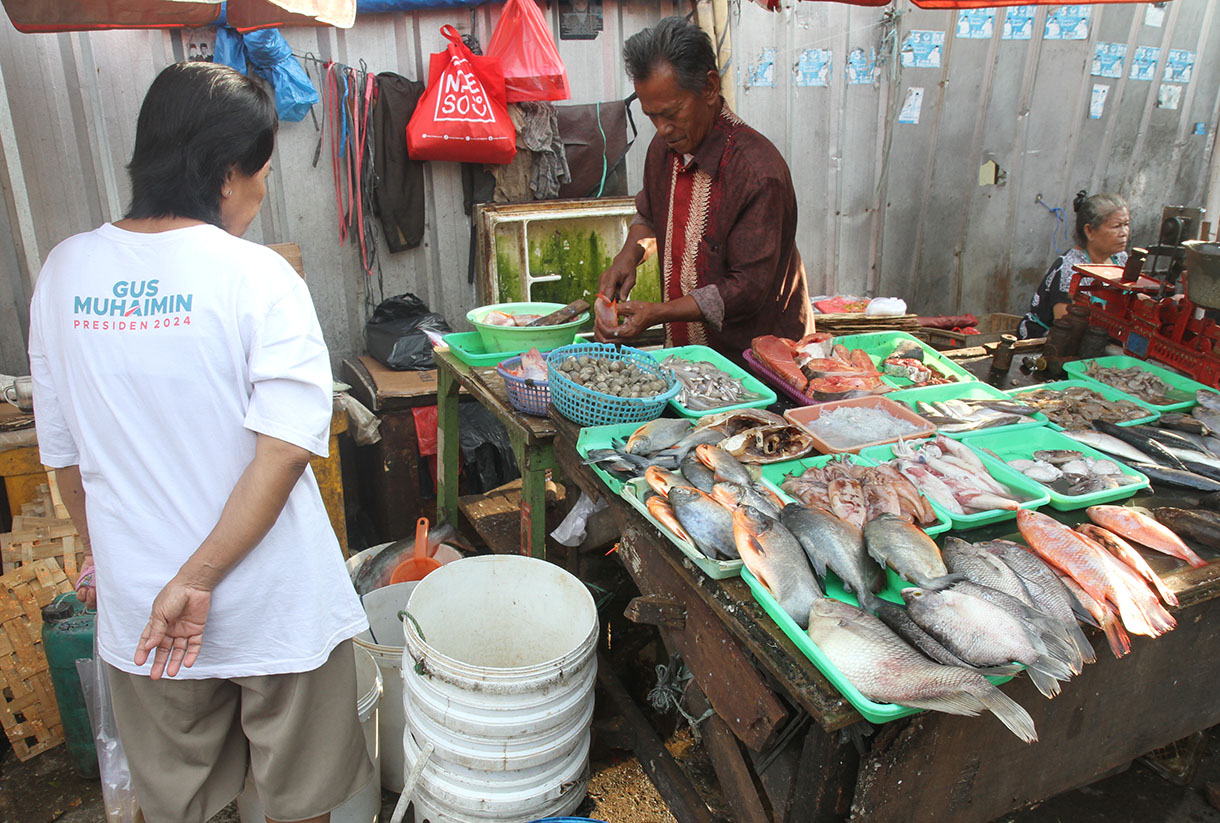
[720,424,815,464]
[863,514,949,586]
[660,356,766,411]
[806,599,1037,743]
[902,587,1075,699]
[779,503,884,611]
[733,506,821,628]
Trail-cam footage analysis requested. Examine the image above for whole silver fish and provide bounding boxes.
[1061,430,1150,465]
[944,580,1086,675]
[712,481,781,519]
[733,506,821,628]
[806,599,1037,743]
[902,587,1075,699]
[779,504,884,611]
[625,418,693,455]
[679,450,716,492]
[696,444,755,487]
[981,539,1088,629]
[668,487,738,560]
[863,514,949,586]
[941,538,1037,607]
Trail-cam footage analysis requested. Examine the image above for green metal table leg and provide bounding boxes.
[513,435,557,560]
[436,362,461,530]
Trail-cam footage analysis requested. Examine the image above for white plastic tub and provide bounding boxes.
[401,555,598,823]
[354,581,419,792]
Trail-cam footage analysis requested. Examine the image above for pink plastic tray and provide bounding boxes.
[784,395,937,455]
[742,349,820,406]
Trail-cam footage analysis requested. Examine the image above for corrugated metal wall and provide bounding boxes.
[1,1,1218,376]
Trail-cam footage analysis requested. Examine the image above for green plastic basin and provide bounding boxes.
[887,381,1050,439]
[1005,380,1161,430]
[466,302,590,353]
[833,331,978,389]
[650,345,777,418]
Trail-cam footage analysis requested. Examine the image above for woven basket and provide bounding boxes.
[546,343,679,426]
[497,357,551,417]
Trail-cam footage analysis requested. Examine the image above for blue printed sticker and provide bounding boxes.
[901,31,946,69]
[957,9,995,39]
[1164,49,1195,84]
[1091,42,1127,79]
[1045,5,1090,40]
[847,47,878,85]
[1003,6,1035,40]
[749,48,776,88]
[1129,46,1160,81]
[796,49,832,87]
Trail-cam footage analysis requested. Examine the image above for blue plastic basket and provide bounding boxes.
[497,357,551,416]
[546,343,680,426]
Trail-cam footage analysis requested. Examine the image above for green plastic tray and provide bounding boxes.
[443,330,580,368]
[887,382,1049,439]
[620,476,771,580]
[760,453,951,537]
[651,345,778,418]
[833,331,978,389]
[858,437,1051,529]
[575,420,684,494]
[742,569,1014,724]
[1063,355,1212,412]
[962,427,1149,511]
[1005,380,1161,430]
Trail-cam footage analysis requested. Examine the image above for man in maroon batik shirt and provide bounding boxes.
[594,16,812,362]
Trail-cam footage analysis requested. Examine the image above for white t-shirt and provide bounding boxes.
[28,223,368,679]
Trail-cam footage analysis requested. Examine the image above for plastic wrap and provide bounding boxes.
[77,646,139,823]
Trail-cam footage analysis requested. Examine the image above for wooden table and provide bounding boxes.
[549,413,1220,823]
[433,347,558,558]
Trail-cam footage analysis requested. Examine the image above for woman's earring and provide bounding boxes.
[224,188,233,197]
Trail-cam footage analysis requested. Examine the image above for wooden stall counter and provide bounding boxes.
[548,411,1220,823]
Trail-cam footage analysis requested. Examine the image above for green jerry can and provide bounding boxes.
[41,592,99,779]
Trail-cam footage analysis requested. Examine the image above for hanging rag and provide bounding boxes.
[519,101,570,200]
[372,72,425,252]
[490,104,534,203]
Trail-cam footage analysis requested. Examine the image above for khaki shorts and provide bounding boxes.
[107,639,374,823]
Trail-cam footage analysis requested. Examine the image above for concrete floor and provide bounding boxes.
[3,727,1220,823]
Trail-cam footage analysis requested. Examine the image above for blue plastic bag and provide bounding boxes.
[213,26,248,72]
[244,29,319,122]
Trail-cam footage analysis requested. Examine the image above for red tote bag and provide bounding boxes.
[486,0,571,102]
[407,25,517,165]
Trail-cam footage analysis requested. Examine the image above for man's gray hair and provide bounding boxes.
[623,17,716,94]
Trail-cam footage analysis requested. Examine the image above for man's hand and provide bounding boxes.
[597,260,638,304]
[601,300,659,342]
[75,551,96,610]
[135,576,212,679]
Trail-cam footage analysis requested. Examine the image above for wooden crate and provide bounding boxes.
[922,312,1022,350]
[1,523,83,576]
[0,558,74,760]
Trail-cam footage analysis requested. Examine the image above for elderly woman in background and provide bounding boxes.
[28,62,371,823]
[1018,190,1130,339]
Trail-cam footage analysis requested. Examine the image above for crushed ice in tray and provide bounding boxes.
[805,406,921,448]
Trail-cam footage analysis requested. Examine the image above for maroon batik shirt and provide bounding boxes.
[633,102,812,361]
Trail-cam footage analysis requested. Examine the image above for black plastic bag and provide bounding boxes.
[365,293,452,370]
[458,402,520,494]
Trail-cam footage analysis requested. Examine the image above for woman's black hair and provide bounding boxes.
[125,62,278,227]
[623,17,717,94]
[1072,189,1128,245]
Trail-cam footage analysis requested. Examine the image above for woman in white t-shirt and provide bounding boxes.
[29,62,371,823]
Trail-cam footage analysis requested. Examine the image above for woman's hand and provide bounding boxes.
[603,301,659,341]
[135,575,212,679]
[597,260,638,304]
[75,552,96,610]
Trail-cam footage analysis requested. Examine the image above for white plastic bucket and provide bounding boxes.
[401,555,598,823]
[354,581,419,792]
[237,644,383,823]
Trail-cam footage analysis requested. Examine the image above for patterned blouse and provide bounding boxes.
[633,101,812,359]
[1019,247,1128,338]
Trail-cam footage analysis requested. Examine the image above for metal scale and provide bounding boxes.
[1071,205,1220,388]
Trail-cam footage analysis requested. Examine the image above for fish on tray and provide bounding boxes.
[733,505,821,628]
[779,503,885,612]
[889,436,1026,515]
[1087,505,1208,567]
[914,398,1036,433]
[750,333,888,400]
[805,599,1038,743]
[1013,386,1149,430]
[660,355,765,411]
[1082,362,1193,406]
[1005,449,1136,496]
[863,513,950,587]
[719,424,815,464]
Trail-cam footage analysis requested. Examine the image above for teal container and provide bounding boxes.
[649,344,778,418]
[41,592,98,779]
[1063,355,1210,412]
[832,331,979,388]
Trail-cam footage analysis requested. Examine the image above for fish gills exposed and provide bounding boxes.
[733,506,821,628]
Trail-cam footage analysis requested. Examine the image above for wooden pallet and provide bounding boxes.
[0,474,82,576]
[0,559,74,760]
[813,313,921,335]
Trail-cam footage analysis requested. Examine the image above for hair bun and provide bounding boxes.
[1073,189,1088,212]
